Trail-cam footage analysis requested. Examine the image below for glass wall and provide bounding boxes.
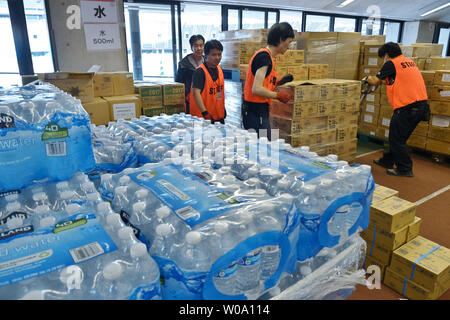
[228,9,239,31]
[0,0,20,86]
[305,14,330,32]
[334,17,356,32]
[438,28,449,57]
[268,11,277,28]
[279,10,302,32]
[383,21,400,43]
[362,18,381,35]
[181,3,221,57]
[242,9,264,29]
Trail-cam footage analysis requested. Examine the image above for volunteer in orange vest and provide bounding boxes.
[365,42,430,177]
[189,39,226,124]
[242,22,295,140]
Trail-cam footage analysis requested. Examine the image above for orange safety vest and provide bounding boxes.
[385,55,428,110]
[244,48,278,105]
[189,64,225,120]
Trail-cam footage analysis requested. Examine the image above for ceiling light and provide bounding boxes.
[337,0,356,8]
[421,2,450,17]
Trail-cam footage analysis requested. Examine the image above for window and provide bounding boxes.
[305,14,330,32]
[383,21,400,43]
[362,18,381,35]
[24,0,53,73]
[242,10,264,29]
[438,28,449,57]
[334,17,356,32]
[279,10,302,32]
[268,11,277,28]
[181,3,221,58]
[0,0,20,86]
[228,9,239,31]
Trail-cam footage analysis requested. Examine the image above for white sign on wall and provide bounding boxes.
[80,0,121,51]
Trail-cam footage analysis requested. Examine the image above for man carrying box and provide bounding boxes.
[242,22,295,140]
[365,42,430,177]
[189,40,226,124]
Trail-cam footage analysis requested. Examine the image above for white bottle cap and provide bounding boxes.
[56,181,69,190]
[65,203,81,215]
[302,185,316,194]
[97,202,111,214]
[156,223,172,237]
[103,262,123,281]
[40,216,56,228]
[114,186,127,196]
[32,192,47,202]
[222,175,236,183]
[135,189,149,199]
[101,173,113,182]
[156,206,171,219]
[106,214,123,227]
[185,231,202,245]
[81,182,95,192]
[214,221,229,234]
[119,176,131,185]
[20,290,45,300]
[60,190,74,200]
[130,243,148,258]
[86,192,100,201]
[118,226,135,240]
[34,205,50,216]
[133,201,146,213]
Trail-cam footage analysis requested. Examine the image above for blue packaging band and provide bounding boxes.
[410,245,441,281]
[369,227,376,257]
[402,277,407,296]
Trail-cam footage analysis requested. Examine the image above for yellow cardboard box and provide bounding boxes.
[376,126,389,140]
[430,114,450,128]
[270,101,318,119]
[427,126,450,142]
[287,65,309,81]
[431,85,450,101]
[360,111,379,127]
[426,138,450,155]
[369,196,416,233]
[164,105,185,115]
[93,73,114,97]
[364,92,381,105]
[372,185,399,203]
[425,57,450,71]
[142,106,164,117]
[269,114,329,136]
[433,70,450,86]
[110,72,135,96]
[421,70,436,87]
[81,97,110,126]
[389,236,450,292]
[307,64,329,79]
[407,216,421,242]
[134,83,163,108]
[407,134,427,149]
[364,255,387,281]
[359,65,380,79]
[358,123,377,137]
[429,100,450,116]
[289,129,336,147]
[278,81,321,102]
[336,125,357,142]
[328,111,358,129]
[327,138,357,156]
[161,82,185,106]
[412,121,429,137]
[362,101,380,116]
[37,72,94,102]
[363,44,383,56]
[364,240,394,265]
[273,49,305,67]
[103,95,142,121]
[364,55,384,68]
[361,222,409,251]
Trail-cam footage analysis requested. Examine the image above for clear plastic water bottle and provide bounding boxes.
[176,231,210,272]
[34,204,56,228]
[149,223,174,258]
[95,261,132,299]
[261,245,281,281]
[117,226,140,255]
[235,248,262,295]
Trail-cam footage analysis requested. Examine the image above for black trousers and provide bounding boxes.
[242,101,271,140]
[379,100,430,173]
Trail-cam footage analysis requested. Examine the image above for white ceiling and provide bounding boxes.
[184,0,450,23]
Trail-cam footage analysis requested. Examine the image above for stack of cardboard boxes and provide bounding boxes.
[361,185,421,282]
[270,79,360,162]
[295,32,361,80]
[134,81,185,118]
[401,43,445,70]
[357,35,385,81]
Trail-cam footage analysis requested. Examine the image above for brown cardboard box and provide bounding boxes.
[412,45,433,58]
[412,43,443,57]
[369,196,416,233]
[364,92,381,105]
[360,111,379,127]
[359,65,380,79]
[336,125,357,142]
[277,81,321,102]
[272,101,319,119]
[239,64,248,80]
[407,134,427,148]
[269,114,329,136]
[364,44,383,56]
[307,64,329,79]
[328,111,358,129]
[218,29,269,42]
[327,138,357,155]
[429,100,450,116]
[412,121,429,137]
[364,55,384,68]
[407,217,421,242]
[273,49,305,67]
[110,72,134,96]
[379,104,393,117]
[364,240,394,265]
[426,138,450,155]
[287,65,308,81]
[318,100,339,115]
[417,58,427,70]
[81,97,110,126]
[431,85,450,101]
[364,255,387,281]
[376,126,389,140]
[142,106,164,117]
[338,152,356,162]
[358,123,377,137]
[134,83,163,108]
[433,70,450,86]
[37,72,94,102]
[362,101,380,116]
[378,113,392,129]
[425,57,450,71]
[400,45,414,58]
[164,105,186,115]
[342,98,360,112]
[161,82,185,106]
[427,126,450,142]
[93,73,114,97]
[430,114,450,128]
[289,129,336,147]
[384,267,448,300]
[421,70,436,86]
[372,185,399,203]
[103,95,142,121]
[361,222,409,251]
[389,236,450,293]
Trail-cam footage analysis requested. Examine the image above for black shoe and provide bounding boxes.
[386,168,414,177]
[373,159,394,169]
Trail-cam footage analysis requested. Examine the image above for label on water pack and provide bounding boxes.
[277,149,331,182]
[128,163,248,227]
[0,212,117,288]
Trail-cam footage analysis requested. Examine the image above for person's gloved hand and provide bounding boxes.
[276,91,291,104]
[202,110,215,122]
[361,76,369,85]
[276,74,294,86]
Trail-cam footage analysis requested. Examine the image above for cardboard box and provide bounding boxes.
[431,85,450,101]
[327,138,357,156]
[307,64,329,79]
[421,71,436,86]
[364,55,384,68]
[81,97,110,126]
[269,114,329,136]
[431,115,450,128]
[412,43,443,57]
[372,185,399,203]
[364,240,394,265]
[378,114,392,129]
[425,57,450,71]
[364,92,381,105]
[384,267,448,300]
[433,70,450,86]
[362,101,380,115]
[103,95,142,121]
[427,126,450,142]
[342,98,360,112]
[375,126,389,140]
[93,73,114,97]
[161,82,185,106]
[318,100,339,115]
[361,222,409,251]
[389,236,450,292]
[359,65,380,79]
[336,125,357,142]
[328,111,358,129]
[426,138,450,155]
[142,106,164,117]
[277,81,321,102]
[37,72,94,102]
[429,100,450,116]
[164,104,185,115]
[287,65,309,81]
[270,101,318,119]
[407,216,421,242]
[273,49,305,67]
[364,44,382,56]
[411,121,429,137]
[360,111,379,126]
[110,72,134,96]
[369,196,417,233]
[134,83,163,108]
[358,123,377,137]
[364,255,387,281]
[289,129,336,147]
[407,134,427,148]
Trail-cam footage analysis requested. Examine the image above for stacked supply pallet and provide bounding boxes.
[271,78,360,162]
[401,43,445,70]
[295,32,361,80]
[361,185,421,282]
[358,36,385,81]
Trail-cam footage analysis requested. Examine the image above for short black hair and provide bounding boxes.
[189,34,205,48]
[204,40,223,55]
[378,42,402,58]
[268,22,295,46]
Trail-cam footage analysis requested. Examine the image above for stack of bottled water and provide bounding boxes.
[0,82,96,192]
[0,172,161,300]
